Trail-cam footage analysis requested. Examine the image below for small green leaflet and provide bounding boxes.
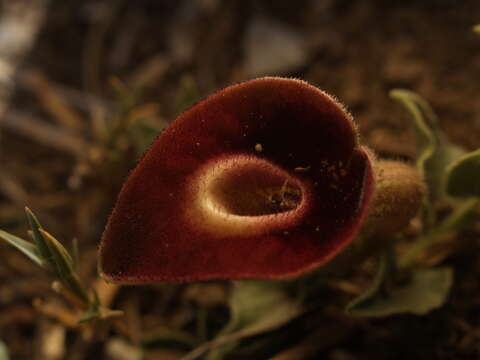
[389,89,465,230]
[390,90,465,200]
[1,208,90,307]
[389,89,437,179]
[0,230,43,266]
[39,229,89,304]
[25,206,52,265]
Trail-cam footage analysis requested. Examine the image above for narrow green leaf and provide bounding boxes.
[39,229,89,304]
[346,265,453,317]
[390,89,436,177]
[78,290,101,323]
[0,230,43,266]
[39,229,72,276]
[446,148,480,197]
[26,228,74,275]
[24,207,53,266]
[390,90,465,198]
[39,229,74,271]
[207,280,302,360]
[0,339,9,360]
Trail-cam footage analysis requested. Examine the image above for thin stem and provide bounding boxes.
[399,198,480,268]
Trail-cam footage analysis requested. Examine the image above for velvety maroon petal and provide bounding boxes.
[100,77,375,282]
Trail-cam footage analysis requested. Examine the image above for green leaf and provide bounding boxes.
[390,90,465,199]
[206,280,302,360]
[390,89,437,177]
[24,207,52,265]
[228,281,301,332]
[39,229,74,273]
[0,230,43,266]
[39,229,89,304]
[446,148,480,197]
[390,90,465,228]
[0,339,9,360]
[346,257,453,317]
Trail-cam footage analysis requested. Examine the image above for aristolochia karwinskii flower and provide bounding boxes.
[100,77,387,282]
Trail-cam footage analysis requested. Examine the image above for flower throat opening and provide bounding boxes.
[202,157,303,217]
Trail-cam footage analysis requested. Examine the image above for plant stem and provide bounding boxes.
[399,198,480,268]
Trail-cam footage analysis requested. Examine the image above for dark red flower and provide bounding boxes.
[100,77,375,282]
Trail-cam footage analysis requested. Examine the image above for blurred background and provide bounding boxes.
[0,1,479,359]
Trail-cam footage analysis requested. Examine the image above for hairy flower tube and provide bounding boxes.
[100,77,378,282]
